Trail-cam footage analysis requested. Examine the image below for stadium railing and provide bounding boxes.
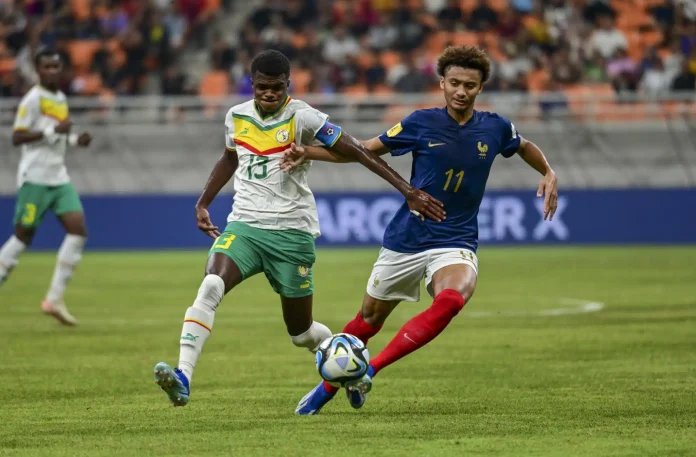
[1,92,696,196]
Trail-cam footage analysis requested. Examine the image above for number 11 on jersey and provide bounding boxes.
[444,169,464,192]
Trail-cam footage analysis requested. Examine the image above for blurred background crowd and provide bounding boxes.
[1,0,695,100]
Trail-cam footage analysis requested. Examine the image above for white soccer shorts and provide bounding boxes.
[365,247,479,303]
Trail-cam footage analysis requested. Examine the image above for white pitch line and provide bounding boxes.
[465,298,605,318]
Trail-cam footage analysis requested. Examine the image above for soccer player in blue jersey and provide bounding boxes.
[281,45,559,415]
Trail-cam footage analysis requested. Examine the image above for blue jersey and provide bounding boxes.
[379,108,521,254]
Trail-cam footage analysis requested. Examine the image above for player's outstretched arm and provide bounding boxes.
[331,133,446,222]
[279,137,387,169]
[194,149,239,238]
[517,138,558,220]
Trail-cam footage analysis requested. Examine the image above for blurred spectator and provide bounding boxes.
[639,56,672,96]
[550,45,582,85]
[210,31,235,71]
[323,26,359,66]
[497,42,533,84]
[161,64,190,95]
[469,0,498,32]
[392,51,431,93]
[607,48,638,94]
[366,11,398,52]
[1,0,695,100]
[589,14,628,59]
[102,1,129,38]
[76,6,104,40]
[437,0,463,32]
[671,58,696,90]
[496,9,523,41]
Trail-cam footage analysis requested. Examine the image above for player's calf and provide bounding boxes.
[178,274,223,381]
[0,235,28,287]
[290,321,332,353]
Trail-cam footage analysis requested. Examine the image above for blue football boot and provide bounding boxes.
[295,381,337,415]
[345,365,375,409]
[154,362,190,407]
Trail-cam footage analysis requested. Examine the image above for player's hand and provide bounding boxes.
[196,206,220,238]
[405,188,446,222]
[537,171,558,220]
[280,142,306,172]
[77,133,92,147]
[55,118,72,134]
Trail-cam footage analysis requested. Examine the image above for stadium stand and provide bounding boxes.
[0,0,694,101]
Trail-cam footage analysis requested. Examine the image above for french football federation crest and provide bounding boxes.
[477,141,488,159]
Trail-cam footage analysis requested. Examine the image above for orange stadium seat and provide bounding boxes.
[460,0,477,13]
[71,0,91,20]
[199,71,229,97]
[68,40,101,74]
[290,68,311,95]
[0,58,16,73]
[453,31,479,47]
[380,51,401,69]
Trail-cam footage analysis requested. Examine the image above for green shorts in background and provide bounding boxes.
[13,182,84,229]
[209,221,316,298]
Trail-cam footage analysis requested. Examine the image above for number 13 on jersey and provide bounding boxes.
[443,169,464,192]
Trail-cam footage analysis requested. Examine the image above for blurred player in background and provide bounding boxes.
[0,48,92,326]
[282,45,559,415]
[153,50,445,407]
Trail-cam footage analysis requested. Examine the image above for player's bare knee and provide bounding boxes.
[205,253,242,293]
[360,294,397,326]
[14,226,34,246]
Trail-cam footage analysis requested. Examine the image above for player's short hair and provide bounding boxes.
[437,45,491,84]
[34,47,60,68]
[251,49,291,79]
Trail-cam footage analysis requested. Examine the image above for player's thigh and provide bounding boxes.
[257,227,316,299]
[54,184,87,236]
[366,247,427,303]
[207,222,264,292]
[13,183,52,235]
[426,249,479,301]
[280,295,313,336]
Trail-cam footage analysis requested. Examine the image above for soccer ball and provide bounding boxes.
[315,333,370,387]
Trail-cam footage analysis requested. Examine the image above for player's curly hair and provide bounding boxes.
[251,49,291,78]
[437,45,491,84]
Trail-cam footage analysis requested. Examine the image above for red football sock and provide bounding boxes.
[323,311,383,394]
[370,289,465,376]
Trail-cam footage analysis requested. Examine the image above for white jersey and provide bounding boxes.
[12,85,71,187]
[224,97,342,238]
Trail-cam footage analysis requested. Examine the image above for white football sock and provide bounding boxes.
[178,274,225,382]
[46,234,86,303]
[0,235,27,285]
[291,321,332,353]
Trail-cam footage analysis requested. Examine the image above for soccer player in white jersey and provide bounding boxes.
[153,50,445,407]
[0,48,92,326]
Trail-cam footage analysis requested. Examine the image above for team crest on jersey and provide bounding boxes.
[18,105,27,119]
[276,128,290,143]
[387,122,403,137]
[477,141,488,159]
[298,266,310,277]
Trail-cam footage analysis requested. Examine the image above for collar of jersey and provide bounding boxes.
[443,107,478,127]
[254,96,291,120]
[37,84,60,97]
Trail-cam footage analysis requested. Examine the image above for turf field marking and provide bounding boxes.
[465,298,605,318]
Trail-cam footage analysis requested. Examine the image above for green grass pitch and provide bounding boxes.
[2,247,695,457]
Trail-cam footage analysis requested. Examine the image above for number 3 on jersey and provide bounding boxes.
[443,169,464,192]
[247,155,269,180]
